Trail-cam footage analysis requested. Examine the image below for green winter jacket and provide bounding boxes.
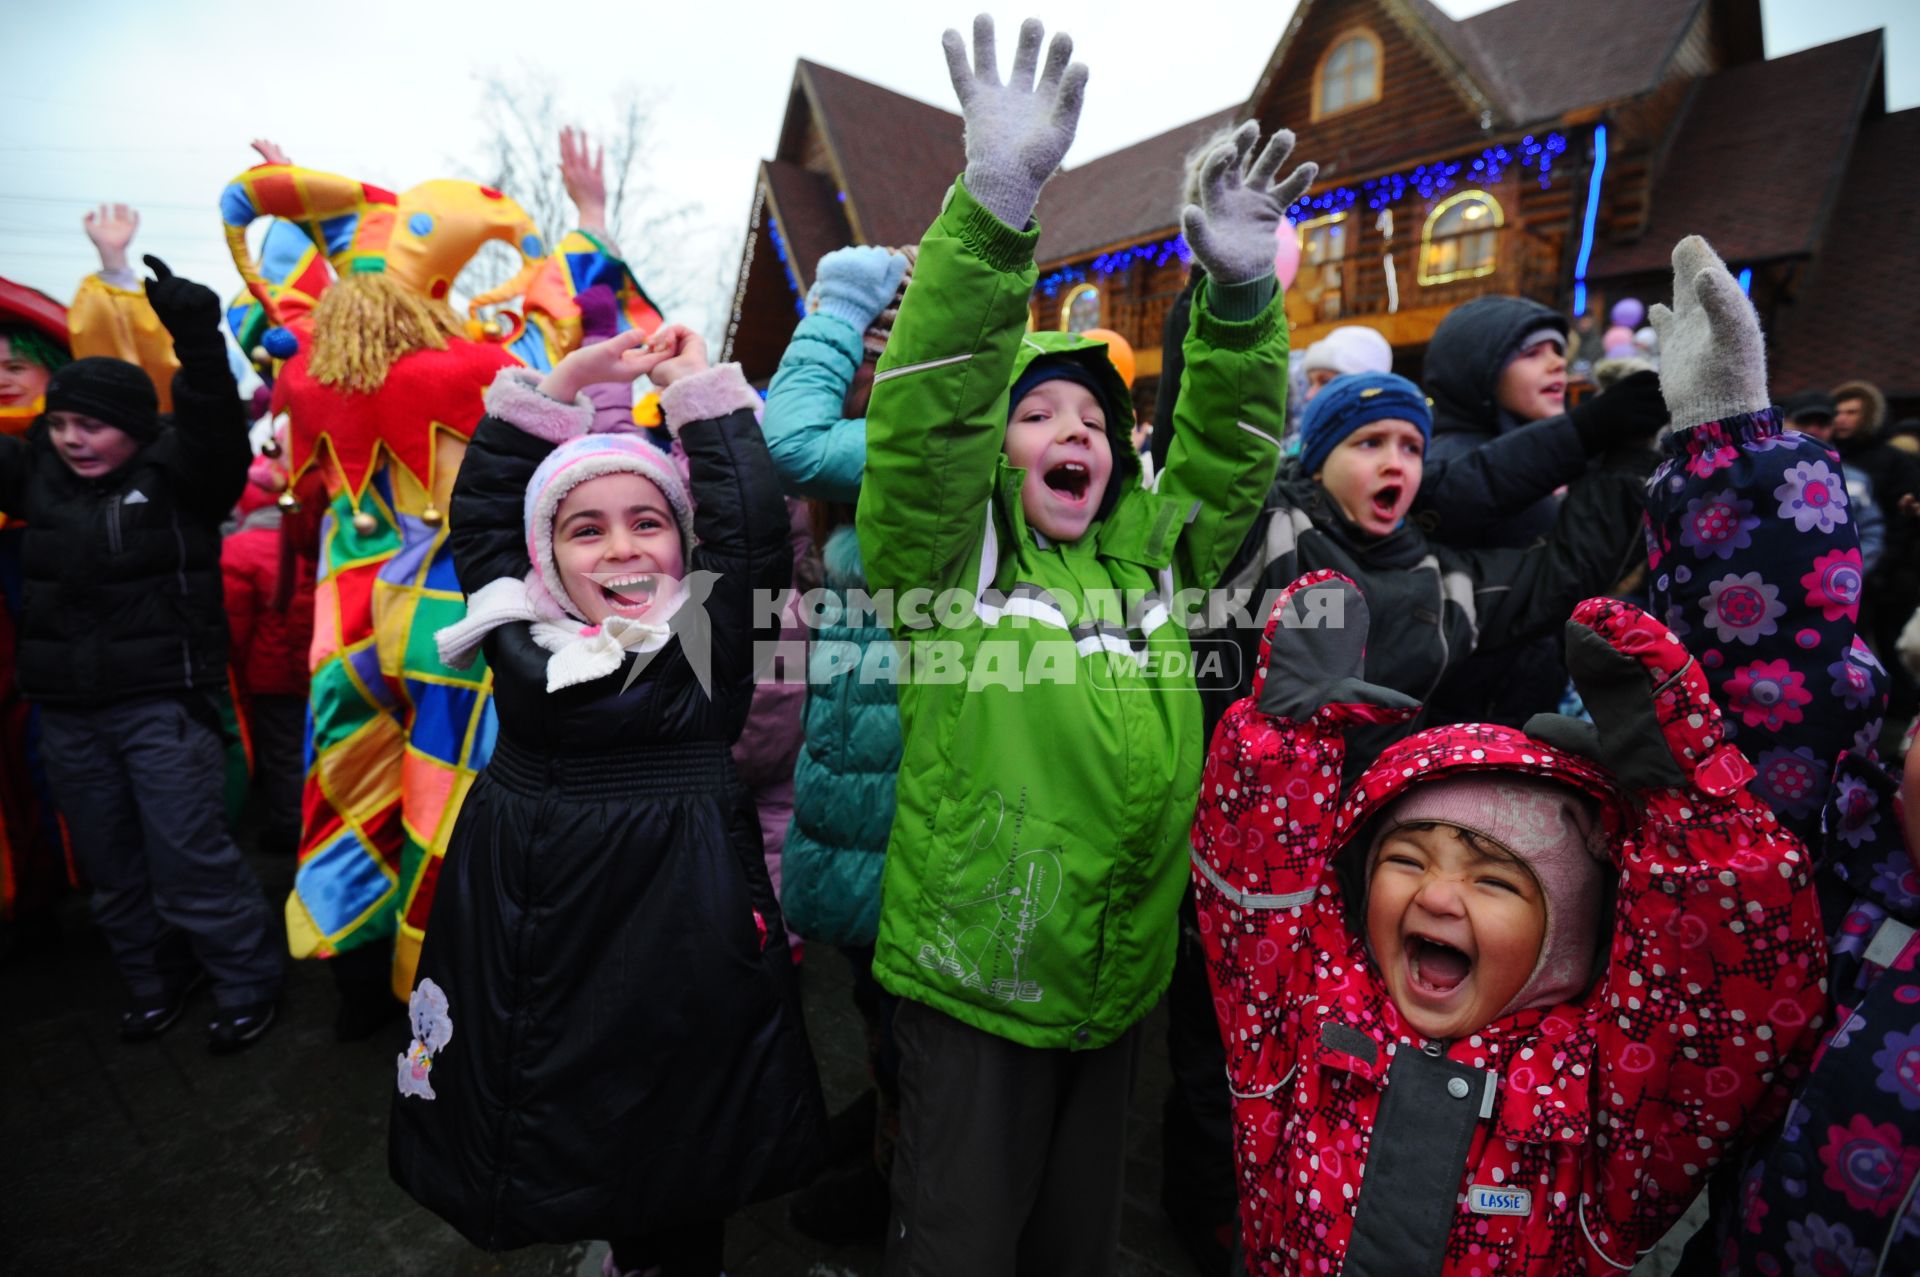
[858,177,1287,1050]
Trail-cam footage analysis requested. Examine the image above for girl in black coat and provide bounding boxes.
[388,325,824,1274]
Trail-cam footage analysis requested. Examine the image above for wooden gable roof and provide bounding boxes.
[792,60,965,252]
[1589,33,1884,277]
[1769,104,1920,399]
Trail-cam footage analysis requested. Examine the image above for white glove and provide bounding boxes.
[1180,122,1318,287]
[941,14,1088,229]
[1648,235,1768,430]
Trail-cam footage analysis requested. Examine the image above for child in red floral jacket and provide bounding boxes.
[1190,564,1828,1274]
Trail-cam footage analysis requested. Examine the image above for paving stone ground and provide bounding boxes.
[0,840,1195,1277]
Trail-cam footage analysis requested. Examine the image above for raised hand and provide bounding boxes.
[1647,235,1767,431]
[250,138,291,166]
[643,324,710,390]
[809,246,909,334]
[539,328,668,403]
[559,126,608,229]
[142,255,222,341]
[941,14,1088,229]
[1255,571,1418,722]
[83,203,139,273]
[1181,122,1317,287]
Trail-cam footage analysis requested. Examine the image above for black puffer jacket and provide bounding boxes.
[0,355,247,708]
[1200,455,1649,770]
[389,369,825,1250]
[1423,294,1590,549]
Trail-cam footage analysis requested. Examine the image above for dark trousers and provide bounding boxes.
[1162,890,1238,1244]
[884,1000,1141,1277]
[245,692,306,857]
[38,695,285,1008]
[609,1221,725,1276]
[845,942,902,1171]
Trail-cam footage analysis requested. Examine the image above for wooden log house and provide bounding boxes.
[726,0,1918,418]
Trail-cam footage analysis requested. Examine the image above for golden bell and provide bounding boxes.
[276,491,300,512]
[480,320,502,338]
[251,345,270,366]
[421,505,444,527]
[261,438,281,458]
[351,511,379,536]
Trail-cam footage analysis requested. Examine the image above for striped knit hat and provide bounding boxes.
[523,433,694,622]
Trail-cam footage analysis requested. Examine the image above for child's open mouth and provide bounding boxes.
[597,573,660,612]
[1369,485,1403,521]
[1044,461,1092,504]
[1406,934,1473,996]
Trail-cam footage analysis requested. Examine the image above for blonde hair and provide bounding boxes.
[308,273,464,393]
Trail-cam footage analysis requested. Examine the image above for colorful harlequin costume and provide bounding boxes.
[218,162,661,996]
[1191,570,1828,1274]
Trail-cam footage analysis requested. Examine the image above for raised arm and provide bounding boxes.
[1158,122,1311,591]
[144,257,249,524]
[1414,371,1665,541]
[654,334,792,716]
[761,246,908,501]
[1642,236,1885,844]
[1192,572,1418,1090]
[1525,596,1827,1270]
[858,15,1085,600]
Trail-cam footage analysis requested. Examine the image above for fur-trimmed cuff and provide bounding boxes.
[484,367,594,443]
[657,363,760,438]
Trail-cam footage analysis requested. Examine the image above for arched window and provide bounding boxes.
[1419,190,1504,285]
[1314,30,1383,120]
[1060,282,1101,333]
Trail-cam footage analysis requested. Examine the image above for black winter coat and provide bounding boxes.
[0,358,247,708]
[1422,295,1593,549]
[388,384,825,1250]
[1200,456,1648,770]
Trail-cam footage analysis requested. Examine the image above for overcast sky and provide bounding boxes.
[5,0,1913,342]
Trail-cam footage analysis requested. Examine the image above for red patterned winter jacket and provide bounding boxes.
[1190,572,1830,1275]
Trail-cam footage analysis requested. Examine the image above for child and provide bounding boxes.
[0,256,286,1051]
[759,240,914,1243]
[387,324,825,1272]
[1191,567,1828,1273]
[1633,238,1920,1274]
[221,443,315,859]
[1198,369,1651,761]
[858,17,1302,1273]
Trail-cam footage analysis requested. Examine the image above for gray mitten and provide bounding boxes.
[941,14,1087,230]
[1647,235,1767,430]
[1180,122,1318,287]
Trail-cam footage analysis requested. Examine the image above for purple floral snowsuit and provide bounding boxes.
[1647,407,1919,1274]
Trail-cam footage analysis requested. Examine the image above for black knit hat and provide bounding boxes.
[44,357,160,442]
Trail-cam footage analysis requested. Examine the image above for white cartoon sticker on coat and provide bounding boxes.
[396,978,453,1100]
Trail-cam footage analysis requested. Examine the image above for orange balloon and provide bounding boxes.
[1082,327,1135,387]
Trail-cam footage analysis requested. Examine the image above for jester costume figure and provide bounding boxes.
[220,162,660,1001]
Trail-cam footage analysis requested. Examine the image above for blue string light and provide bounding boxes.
[1284,132,1569,222]
[1571,124,1607,317]
[764,212,807,318]
[1737,267,1752,295]
[1039,232,1193,296]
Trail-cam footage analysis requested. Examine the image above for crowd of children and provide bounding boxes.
[4,10,1920,1277]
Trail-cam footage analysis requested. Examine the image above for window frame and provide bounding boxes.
[1417,189,1505,286]
[1059,281,1102,333]
[1311,27,1385,122]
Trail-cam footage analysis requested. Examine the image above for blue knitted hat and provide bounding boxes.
[1298,371,1432,476]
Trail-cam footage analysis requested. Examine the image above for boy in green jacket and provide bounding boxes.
[858,16,1312,1274]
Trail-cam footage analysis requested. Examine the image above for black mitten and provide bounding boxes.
[1256,572,1421,722]
[1568,369,1665,452]
[143,255,226,369]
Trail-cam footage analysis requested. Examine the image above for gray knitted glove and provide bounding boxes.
[1180,122,1318,287]
[1648,235,1767,430]
[942,14,1087,230]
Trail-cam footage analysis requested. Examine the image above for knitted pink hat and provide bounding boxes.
[1375,774,1606,1015]
[522,433,694,623]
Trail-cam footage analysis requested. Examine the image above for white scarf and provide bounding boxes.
[435,576,684,693]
